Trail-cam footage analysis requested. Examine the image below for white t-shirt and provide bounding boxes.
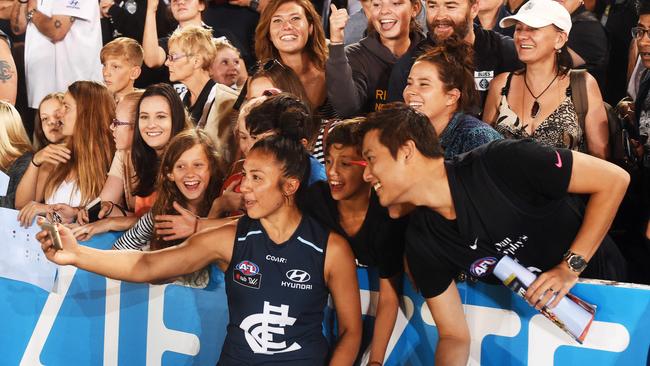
[25,0,103,108]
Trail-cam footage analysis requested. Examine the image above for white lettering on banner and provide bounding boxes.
[239,301,301,354]
[527,314,630,365]
[20,265,77,366]
[357,290,415,364]
[104,278,121,366]
[146,284,200,366]
[265,255,287,264]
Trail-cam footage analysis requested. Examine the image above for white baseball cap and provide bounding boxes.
[499,0,572,35]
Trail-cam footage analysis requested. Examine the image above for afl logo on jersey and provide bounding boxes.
[234,260,262,289]
[469,257,498,278]
[236,261,260,275]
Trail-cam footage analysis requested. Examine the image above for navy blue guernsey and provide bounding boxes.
[219,214,330,365]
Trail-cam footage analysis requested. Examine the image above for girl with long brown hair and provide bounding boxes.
[17,81,115,227]
[112,129,224,251]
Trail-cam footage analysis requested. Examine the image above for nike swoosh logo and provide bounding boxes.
[555,151,562,168]
[469,238,478,250]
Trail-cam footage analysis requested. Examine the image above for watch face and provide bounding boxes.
[569,255,587,271]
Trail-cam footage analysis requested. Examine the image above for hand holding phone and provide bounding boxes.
[86,197,102,223]
[39,222,63,250]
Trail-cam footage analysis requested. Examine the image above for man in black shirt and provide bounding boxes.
[358,104,628,364]
[387,0,521,112]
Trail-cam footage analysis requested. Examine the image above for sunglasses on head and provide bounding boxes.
[260,58,285,71]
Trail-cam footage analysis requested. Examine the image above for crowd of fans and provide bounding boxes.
[0,0,649,364]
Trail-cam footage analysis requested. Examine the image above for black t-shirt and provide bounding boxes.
[183,79,215,124]
[406,139,626,298]
[202,4,258,71]
[304,181,408,278]
[568,7,609,93]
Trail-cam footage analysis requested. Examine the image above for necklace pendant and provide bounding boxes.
[531,100,540,118]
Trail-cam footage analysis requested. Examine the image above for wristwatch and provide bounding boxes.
[249,0,259,11]
[563,250,588,273]
[26,9,35,23]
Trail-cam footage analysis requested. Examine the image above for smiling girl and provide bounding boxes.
[326,0,424,117]
[112,129,223,252]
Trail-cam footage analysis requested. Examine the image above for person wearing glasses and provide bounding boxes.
[303,118,408,365]
[16,81,116,228]
[629,0,650,283]
[483,0,609,159]
[70,91,144,241]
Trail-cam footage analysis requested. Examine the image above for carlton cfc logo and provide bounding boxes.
[236,261,260,276]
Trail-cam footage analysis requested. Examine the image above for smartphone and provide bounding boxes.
[86,197,102,223]
[39,222,63,250]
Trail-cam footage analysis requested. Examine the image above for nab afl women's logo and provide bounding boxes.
[236,261,259,275]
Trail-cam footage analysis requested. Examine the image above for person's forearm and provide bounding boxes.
[326,44,364,118]
[142,7,164,67]
[10,1,27,35]
[15,161,40,209]
[569,177,628,261]
[197,217,239,232]
[435,336,470,366]
[368,289,399,364]
[329,327,360,365]
[105,216,139,231]
[75,244,157,283]
[31,11,72,42]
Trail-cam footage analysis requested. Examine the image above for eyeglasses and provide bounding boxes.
[111,118,134,128]
[260,58,285,71]
[166,53,193,62]
[631,27,650,40]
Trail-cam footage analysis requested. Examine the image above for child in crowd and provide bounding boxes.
[100,37,143,103]
[16,81,115,227]
[0,101,34,209]
[304,118,408,365]
[112,129,223,252]
[71,91,144,241]
[211,38,247,90]
[34,93,65,149]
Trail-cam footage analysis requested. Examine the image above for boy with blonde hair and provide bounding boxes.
[100,37,143,103]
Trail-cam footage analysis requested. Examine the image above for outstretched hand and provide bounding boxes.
[36,218,80,266]
[154,201,198,241]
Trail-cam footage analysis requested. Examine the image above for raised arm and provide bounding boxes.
[38,221,237,283]
[10,0,28,35]
[326,44,368,118]
[325,232,362,365]
[425,280,471,366]
[143,0,166,68]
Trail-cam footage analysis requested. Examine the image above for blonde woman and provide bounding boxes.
[16,81,115,227]
[0,101,34,209]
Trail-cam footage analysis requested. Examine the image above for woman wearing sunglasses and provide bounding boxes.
[304,118,408,365]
